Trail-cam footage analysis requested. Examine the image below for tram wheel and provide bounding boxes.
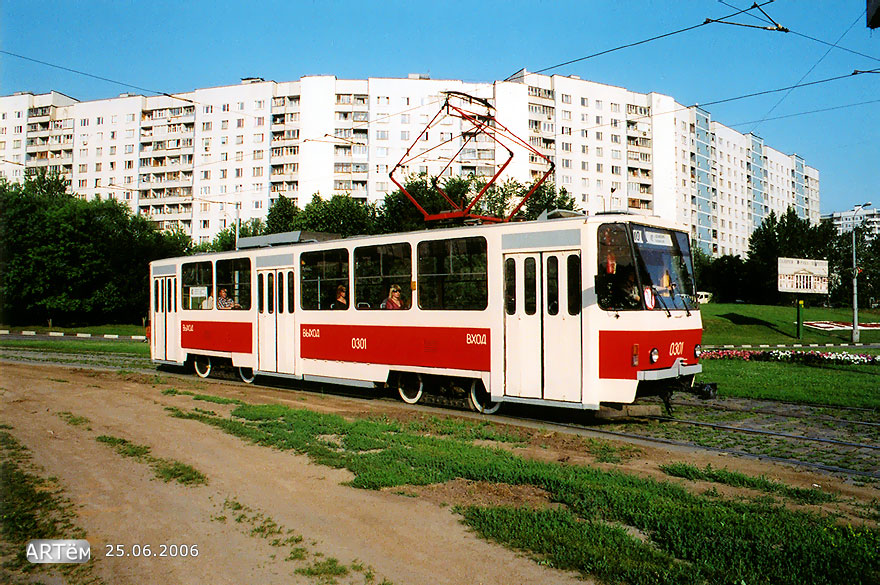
[238,367,256,384]
[193,355,212,378]
[397,374,424,405]
[468,380,500,414]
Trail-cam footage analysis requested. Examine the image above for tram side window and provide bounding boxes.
[418,236,488,311]
[278,273,284,314]
[182,261,213,310]
[354,243,412,310]
[504,258,516,315]
[597,223,640,311]
[301,248,349,310]
[524,257,537,315]
[154,280,160,313]
[547,256,559,315]
[567,255,581,315]
[287,271,295,313]
[216,258,251,310]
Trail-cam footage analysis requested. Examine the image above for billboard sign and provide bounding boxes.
[777,258,828,294]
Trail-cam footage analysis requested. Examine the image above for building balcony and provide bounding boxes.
[137,190,192,203]
[138,178,192,190]
[270,172,298,182]
[272,153,298,164]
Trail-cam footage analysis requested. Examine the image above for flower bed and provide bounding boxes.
[701,349,880,365]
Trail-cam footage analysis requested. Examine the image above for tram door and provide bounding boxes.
[257,270,278,372]
[152,278,167,360]
[151,276,178,361]
[504,251,582,402]
[276,269,296,375]
[503,254,542,398]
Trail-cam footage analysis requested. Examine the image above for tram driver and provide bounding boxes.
[216,288,241,310]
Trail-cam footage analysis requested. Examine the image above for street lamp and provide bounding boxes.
[852,201,872,343]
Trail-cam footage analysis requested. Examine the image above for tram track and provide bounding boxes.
[643,415,880,451]
[4,347,879,478]
[666,398,880,427]
[373,393,880,478]
[510,415,880,479]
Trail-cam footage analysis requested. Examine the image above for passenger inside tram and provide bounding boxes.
[331,285,348,310]
[380,284,405,309]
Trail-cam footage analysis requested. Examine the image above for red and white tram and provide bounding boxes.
[150,213,704,413]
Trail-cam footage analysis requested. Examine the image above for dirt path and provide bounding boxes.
[0,363,589,585]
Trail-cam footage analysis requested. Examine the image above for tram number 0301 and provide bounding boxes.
[669,341,685,356]
[351,337,367,350]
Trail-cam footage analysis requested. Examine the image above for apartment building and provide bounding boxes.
[822,207,880,238]
[1,71,820,255]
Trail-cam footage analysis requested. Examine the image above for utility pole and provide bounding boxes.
[851,202,871,343]
[234,202,241,250]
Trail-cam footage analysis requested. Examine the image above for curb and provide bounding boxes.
[0,330,146,341]
[704,343,870,350]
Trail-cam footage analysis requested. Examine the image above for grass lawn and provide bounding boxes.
[700,303,880,346]
[697,359,880,408]
[0,323,146,336]
[0,338,150,356]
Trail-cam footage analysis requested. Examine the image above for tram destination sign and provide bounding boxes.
[777,257,828,294]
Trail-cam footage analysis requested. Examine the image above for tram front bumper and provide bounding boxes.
[637,358,701,381]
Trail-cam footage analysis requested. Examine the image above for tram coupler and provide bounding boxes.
[696,383,718,400]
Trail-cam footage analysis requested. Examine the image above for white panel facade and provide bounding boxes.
[2,72,821,257]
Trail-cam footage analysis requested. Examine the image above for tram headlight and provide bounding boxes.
[694,344,702,359]
[650,348,660,363]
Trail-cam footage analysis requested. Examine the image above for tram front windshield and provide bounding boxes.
[597,223,697,312]
[631,225,696,311]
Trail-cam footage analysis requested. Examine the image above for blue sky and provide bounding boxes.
[2,0,878,214]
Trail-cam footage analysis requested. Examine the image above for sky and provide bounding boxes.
[1,0,878,214]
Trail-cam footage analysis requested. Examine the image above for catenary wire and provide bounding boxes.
[727,98,880,127]
[747,10,866,134]
[503,0,779,81]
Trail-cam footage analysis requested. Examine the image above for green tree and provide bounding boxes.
[377,174,455,234]
[826,225,876,308]
[743,207,835,305]
[700,254,747,303]
[207,218,266,252]
[0,173,188,325]
[294,193,378,237]
[521,182,577,220]
[265,195,300,234]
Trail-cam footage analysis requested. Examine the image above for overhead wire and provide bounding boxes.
[503,0,780,81]
[716,0,880,63]
[727,98,880,127]
[746,10,867,134]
